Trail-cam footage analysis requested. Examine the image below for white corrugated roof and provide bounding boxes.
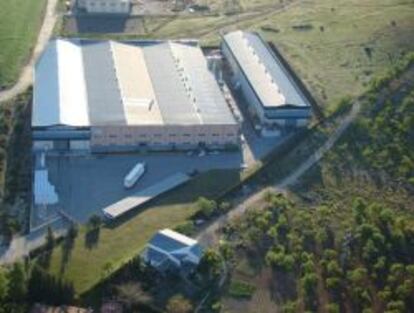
[159,229,197,246]
[223,31,309,108]
[170,42,235,124]
[57,40,90,126]
[33,39,236,128]
[32,40,89,127]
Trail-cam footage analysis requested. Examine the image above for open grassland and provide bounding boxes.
[0,0,47,89]
[46,169,240,295]
[252,0,414,112]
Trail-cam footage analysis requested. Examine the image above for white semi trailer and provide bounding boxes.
[124,162,146,189]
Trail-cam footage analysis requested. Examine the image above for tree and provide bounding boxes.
[218,201,231,213]
[385,300,405,312]
[326,303,340,313]
[27,265,74,305]
[282,300,298,313]
[196,197,217,218]
[353,198,367,224]
[266,246,295,272]
[67,224,78,239]
[7,262,27,302]
[0,267,9,303]
[198,248,221,281]
[46,227,55,250]
[166,294,193,313]
[116,282,151,309]
[302,272,318,295]
[88,214,102,230]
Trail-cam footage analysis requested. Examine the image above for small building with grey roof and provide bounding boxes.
[221,31,312,137]
[32,39,239,153]
[142,229,203,274]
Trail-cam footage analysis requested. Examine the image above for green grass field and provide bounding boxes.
[0,0,46,89]
[46,170,240,295]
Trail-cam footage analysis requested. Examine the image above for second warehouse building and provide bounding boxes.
[32,39,239,153]
[222,31,312,136]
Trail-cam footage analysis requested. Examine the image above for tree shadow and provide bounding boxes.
[84,227,101,250]
[59,234,76,275]
[269,269,297,302]
[38,250,52,269]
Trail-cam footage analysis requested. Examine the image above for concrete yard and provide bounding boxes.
[44,151,239,224]
[33,122,283,226]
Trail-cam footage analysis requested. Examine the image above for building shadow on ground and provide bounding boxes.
[66,15,130,33]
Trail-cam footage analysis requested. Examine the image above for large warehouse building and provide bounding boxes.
[221,31,312,136]
[32,39,239,153]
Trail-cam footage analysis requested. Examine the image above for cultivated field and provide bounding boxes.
[0,0,46,89]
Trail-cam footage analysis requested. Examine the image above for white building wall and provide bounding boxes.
[33,141,54,151]
[80,0,130,14]
[90,124,240,151]
[69,140,90,150]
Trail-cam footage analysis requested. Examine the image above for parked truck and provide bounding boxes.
[124,162,146,189]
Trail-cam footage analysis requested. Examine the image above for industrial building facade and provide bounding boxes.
[32,39,239,153]
[221,31,312,137]
[76,0,131,14]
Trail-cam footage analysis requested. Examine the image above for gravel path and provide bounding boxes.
[0,0,58,103]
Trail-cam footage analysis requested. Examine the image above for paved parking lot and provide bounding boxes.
[38,119,283,225]
[44,151,242,223]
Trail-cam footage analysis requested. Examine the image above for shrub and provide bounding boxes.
[166,294,193,313]
[228,280,256,299]
[196,197,217,219]
[88,214,102,230]
[174,221,195,236]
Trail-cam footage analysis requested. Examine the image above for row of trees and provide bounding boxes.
[0,261,74,312]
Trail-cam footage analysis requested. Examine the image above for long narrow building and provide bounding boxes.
[221,31,312,136]
[32,39,239,153]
